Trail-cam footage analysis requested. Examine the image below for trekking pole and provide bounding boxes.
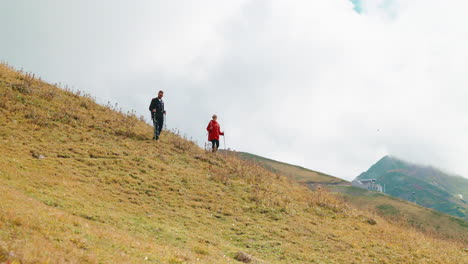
[223,134,226,150]
[164,113,167,131]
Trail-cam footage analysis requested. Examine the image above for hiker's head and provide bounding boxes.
[212,114,217,120]
[158,90,164,99]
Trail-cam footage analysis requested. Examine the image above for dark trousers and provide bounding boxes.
[153,116,164,139]
[210,139,219,151]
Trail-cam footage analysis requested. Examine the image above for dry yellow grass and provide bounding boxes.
[331,185,468,243]
[0,63,466,263]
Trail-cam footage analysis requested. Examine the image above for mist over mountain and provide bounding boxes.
[356,156,468,219]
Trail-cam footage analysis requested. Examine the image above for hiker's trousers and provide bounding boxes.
[153,116,164,138]
[210,139,219,151]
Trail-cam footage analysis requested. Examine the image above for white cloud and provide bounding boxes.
[1,0,468,180]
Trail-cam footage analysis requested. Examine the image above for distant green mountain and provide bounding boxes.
[355,156,468,219]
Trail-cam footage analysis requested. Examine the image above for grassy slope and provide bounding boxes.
[238,152,468,244]
[0,64,466,263]
[330,186,468,243]
[236,152,347,185]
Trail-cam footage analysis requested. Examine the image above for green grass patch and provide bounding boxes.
[376,204,400,216]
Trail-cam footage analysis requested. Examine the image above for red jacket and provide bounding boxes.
[207,120,224,141]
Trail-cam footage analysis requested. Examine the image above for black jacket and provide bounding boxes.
[149,97,165,120]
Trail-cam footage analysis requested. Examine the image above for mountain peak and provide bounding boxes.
[379,155,406,164]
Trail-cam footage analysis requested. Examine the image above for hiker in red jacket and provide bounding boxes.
[206,114,224,152]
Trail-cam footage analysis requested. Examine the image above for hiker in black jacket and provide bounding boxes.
[149,90,166,140]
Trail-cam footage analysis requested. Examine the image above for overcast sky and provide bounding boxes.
[2,0,468,181]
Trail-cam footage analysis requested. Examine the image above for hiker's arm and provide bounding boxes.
[149,99,155,112]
